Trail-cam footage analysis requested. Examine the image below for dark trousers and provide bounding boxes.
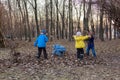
[37,47,47,59]
[77,48,84,60]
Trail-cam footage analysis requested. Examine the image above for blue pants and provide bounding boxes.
[86,47,96,57]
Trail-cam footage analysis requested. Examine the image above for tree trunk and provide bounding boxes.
[50,0,53,41]
[99,6,104,41]
[90,13,95,33]
[83,0,92,32]
[69,0,72,41]
[0,8,5,47]
[45,0,49,38]
[24,0,31,41]
[34,0,40,36]
[8,0,14,40]
[114,24,116,39]
[73,2,82,31]
[95,13,99,39]
[0,30,5,48]
[105,18,108,39]
[56,0,59,39]
[109,19,112,40]
[61,0,66,39]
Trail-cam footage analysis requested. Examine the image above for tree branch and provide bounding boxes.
[26,0,35,9]
[54,0,63,18]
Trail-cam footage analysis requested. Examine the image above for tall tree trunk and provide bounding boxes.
[99,5,104,41]
[69,0,72,41]
[83,0,86,33]
[66,12,69,39]
[73,2,82,31]
[45,0,49,38]
[34,0,39,36]
[24,1,31,41]
[0,29,5,48]
[17,0,23,40]
[50,0,53,41]
[95,11,99,39]
[105,18,108,39]
[0,8,5,47]
[114,24,116,39]
[78,4,82,31]
[23,12,27,40]
[56,0,59,39]
[8,0,14,40]
[83,0,92,32]
[109,19,112,40]
[90,13,95,33]
[61,0,66,39]
[27,0,39,36]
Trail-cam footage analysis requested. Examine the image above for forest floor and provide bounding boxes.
[0,39,120,80]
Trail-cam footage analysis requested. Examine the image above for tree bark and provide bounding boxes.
[23,0,31,41]
[50,0,53,41]
[109,19,112,40]
[99,11,104,41]
[45,0,49,38]
[69,0,73,41]
[34,0,39,36]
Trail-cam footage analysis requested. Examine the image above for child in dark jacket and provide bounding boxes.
[34,29,48,59]
[86,31,96,58]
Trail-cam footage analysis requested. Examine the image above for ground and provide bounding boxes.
[0,39,120,80]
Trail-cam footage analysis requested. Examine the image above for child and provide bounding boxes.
[86,31,96,58]
[73,31,90,60]
[34,29,48,59]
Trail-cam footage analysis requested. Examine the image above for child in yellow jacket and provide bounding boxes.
[73,31,90,60]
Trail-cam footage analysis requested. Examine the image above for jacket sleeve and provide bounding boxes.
[73,36,89,41]
[45,36,48,42]
[34,37,38,47]
[82,36,89,40]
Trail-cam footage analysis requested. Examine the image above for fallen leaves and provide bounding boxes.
[0,39,120,80]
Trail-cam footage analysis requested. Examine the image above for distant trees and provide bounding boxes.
[0,0,120,43]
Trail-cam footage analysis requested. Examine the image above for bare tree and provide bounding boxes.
[99,0,104,41]
[83,0,93,34]
[23,0,31,41]
[55,0,59,39]
[27,0,39,36]
[69,0,73,41]
[90,12,95,33]
[109,19,112,40]
[0,3,5,47]
[50,0,53,41]
[45,0,49,38]
[54,0,66,39]
[8,0,14,40]
[73,1,82,31]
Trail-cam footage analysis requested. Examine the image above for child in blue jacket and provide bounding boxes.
[34,29,48,59]
[86,31,96,58]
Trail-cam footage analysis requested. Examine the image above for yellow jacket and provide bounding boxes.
[73,35,89,48]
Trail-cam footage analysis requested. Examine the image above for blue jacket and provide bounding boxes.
[52,44,66,56]
[87,35,94,48]
[34,34,48,47]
